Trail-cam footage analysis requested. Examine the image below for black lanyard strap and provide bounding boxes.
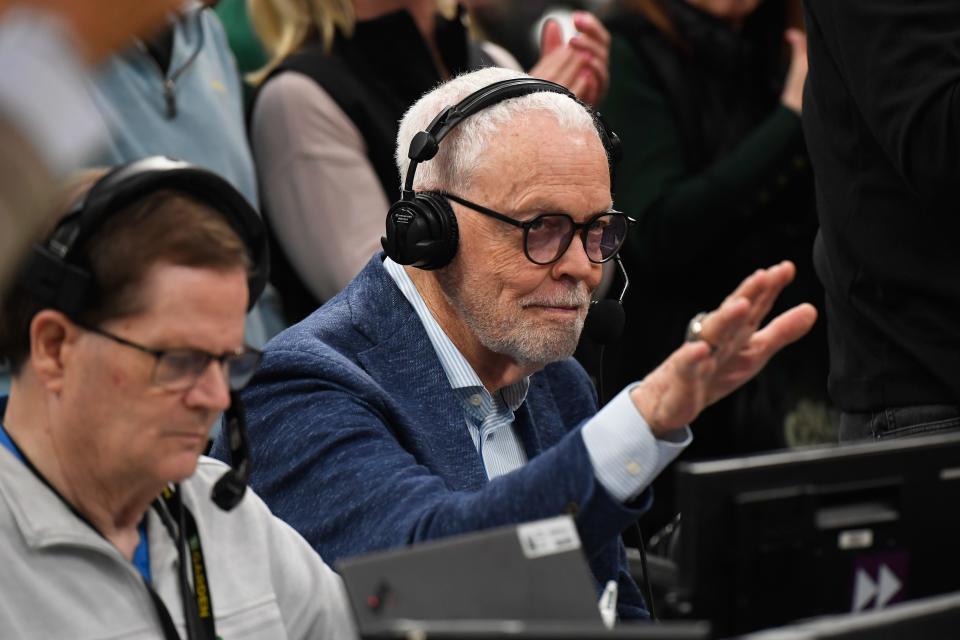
[144,577,185,640]
[152,487,217,640]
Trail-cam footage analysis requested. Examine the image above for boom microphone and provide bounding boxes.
[584,299,626,346]
[211,392,251,511]
[584,255,630,345]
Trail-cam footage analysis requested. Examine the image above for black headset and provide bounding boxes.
[19,156,268,317]
[381,77,622,271]
[17,156,267,512]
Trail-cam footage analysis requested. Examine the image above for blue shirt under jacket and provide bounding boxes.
[212,253,653,619]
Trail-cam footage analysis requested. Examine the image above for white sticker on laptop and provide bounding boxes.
[517,515,582,559]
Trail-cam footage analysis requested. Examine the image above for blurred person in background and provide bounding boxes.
[214,0,269,106]
[0,0,183,393]
[247,0,611,323]
[599,0,829,535]
[86,0,284,346]
[91,1,257,208]
[465,0,615,69]
[0,0,181,291]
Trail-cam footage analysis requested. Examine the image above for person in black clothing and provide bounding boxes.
[802,0,960,442]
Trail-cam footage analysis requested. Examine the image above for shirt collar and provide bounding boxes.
[383,257,529,411]
[0,396,21,463]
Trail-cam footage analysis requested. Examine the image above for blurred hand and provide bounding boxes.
[781,28,808,115]
[530,11,610,107]
[22,0,181,63]
[630,261,818,437]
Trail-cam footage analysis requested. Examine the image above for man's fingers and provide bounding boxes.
[693,260,800,357]
[722,268,768,310]
[725,261,793,309]
[695,295,751,354]
[753,303,818,355]
[717,261,796,330]
[746,261,796,327]
[674,339,714,378]
[703,303,817,406]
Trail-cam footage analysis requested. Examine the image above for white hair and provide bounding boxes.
[395,67,602,194]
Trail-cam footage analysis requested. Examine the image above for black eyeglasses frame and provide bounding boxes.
[78,323,263,392]
[440,192,635,265]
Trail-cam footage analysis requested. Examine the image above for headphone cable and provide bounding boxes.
[634,521,658,621]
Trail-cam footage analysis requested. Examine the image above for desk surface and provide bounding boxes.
[360,619,711,639]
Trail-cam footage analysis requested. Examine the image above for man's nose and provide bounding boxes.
[552,233,600,284]
[185,359,232,411]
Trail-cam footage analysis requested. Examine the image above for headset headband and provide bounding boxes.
[19,156,269,317]
[401,78,621,197]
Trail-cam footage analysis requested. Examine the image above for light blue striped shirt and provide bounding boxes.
[384,258,691,500]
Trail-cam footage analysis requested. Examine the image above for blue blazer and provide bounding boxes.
[215,254,651,619]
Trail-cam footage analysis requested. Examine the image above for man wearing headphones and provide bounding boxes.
[0,158,356,638]
[222,68,817,620]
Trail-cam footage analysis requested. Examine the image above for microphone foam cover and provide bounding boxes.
[211,471,246,511]
[584,299,626,346]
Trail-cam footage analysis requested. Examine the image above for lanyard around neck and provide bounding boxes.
[152,487,217,640]
[0,423,216,640]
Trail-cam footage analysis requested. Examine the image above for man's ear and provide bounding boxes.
[29,310,79,392]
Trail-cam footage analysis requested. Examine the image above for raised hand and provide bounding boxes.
[529,11,610,107]
[630,261,818,437]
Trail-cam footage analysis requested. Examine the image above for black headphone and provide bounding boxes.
[19,156,269,317]
[17,156,268,512]
[381,77,622,271]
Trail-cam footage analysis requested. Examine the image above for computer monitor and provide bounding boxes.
[674,432,960,636]
[741,589,960,640]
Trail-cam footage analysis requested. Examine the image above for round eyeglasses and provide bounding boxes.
[442,192,635,265]
[80,324,263,392]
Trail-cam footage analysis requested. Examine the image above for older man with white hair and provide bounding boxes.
[219,66,817,620]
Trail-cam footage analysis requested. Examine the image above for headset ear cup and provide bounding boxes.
[17,244,94,317]
[416,192,458,269]
[382,193,458,270]
[382,199,427,265]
